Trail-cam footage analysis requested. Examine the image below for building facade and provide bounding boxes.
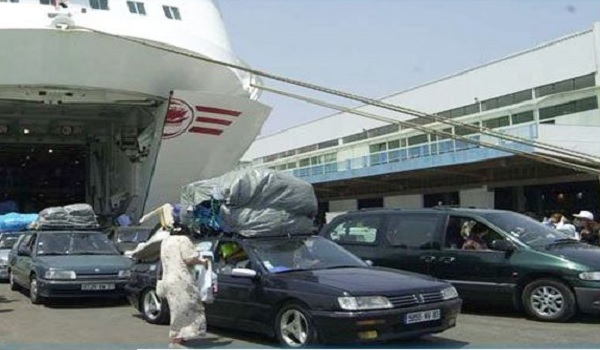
[243,23,600,222]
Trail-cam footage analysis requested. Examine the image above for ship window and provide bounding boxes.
[127,1,146,15]
[163,5,181,20]
[90,0,108,10]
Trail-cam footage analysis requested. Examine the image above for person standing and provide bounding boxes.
[160,224,209,348]
[573,210,599,246]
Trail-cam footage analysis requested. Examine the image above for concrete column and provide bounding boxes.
[384,194,423,209]
[329,199,357,212]
[459,186,495,208]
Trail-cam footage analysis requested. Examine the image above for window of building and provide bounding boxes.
[39,0,53,5]
[388,140,400,149]
[286,162,297,169]
[323,153,337,163]
[454,123,479,136]
[535,73,596,98]
[1,0,19,3]
[127,1,146,15]
[357,198,383,209]
[539,97,598,120]
[163,5,181,20]
[407,134,428,146]
[369,142,387,154]
[317,139,339,150]
[511,111,534,125]
[483,116,510,129]
[298,158,310,167]
[90,0,108,9]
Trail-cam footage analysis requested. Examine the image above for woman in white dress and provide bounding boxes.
[160,225,209,348]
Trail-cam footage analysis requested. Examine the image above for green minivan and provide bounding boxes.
[320,207,600,322]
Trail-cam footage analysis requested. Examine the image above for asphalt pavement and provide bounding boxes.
[0,283,599,349]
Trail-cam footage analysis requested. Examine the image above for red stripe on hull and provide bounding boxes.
[188,127,223,135]
[195,106,241,117]
[195,117,232,126]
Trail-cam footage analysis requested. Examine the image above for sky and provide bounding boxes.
[217,0,600,137]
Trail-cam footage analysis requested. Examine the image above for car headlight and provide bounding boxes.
[338,296,393,311]
[44,269,76,280]
[579,272,600,281]
[441,286,459,300]
[118,269,131,278]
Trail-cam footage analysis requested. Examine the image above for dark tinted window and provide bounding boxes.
[325,215,381,244]
[385,214,443,249]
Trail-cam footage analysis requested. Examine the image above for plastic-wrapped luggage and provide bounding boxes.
[180,169,318,237]
[0,212,39,232]
[35,203,99,230]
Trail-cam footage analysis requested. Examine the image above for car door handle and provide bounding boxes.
[419,255,436,263]
[440,257,456,264]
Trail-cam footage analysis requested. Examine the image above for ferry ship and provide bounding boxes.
[0,0,271,222]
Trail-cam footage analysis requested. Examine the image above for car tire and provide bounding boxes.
[274,302,318,348]
[141,288,170,325]
[522,278,576,322]
[9,271,19,291]
[29,275,45,305]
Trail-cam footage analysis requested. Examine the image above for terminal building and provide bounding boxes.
[242,23,600,222]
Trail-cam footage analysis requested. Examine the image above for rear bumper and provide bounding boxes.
[311,298,462,344]
[37,278,128,298]
[574,287,600,314]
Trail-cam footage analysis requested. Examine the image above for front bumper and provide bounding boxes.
[124,283,143,311]
[312,298,462,344]
[37,278,128,299]
[574,287,600,314]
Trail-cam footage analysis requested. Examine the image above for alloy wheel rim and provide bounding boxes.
[279,309,309,347]
[143,290,162,320]
[530,285,564,317]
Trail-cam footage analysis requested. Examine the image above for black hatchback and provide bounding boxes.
[125,234,461,347]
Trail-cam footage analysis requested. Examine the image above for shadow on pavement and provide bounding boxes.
[461,302,600,324]
[43,297,130,309]
[0,294,16,303]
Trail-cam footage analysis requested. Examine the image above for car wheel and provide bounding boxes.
[9,271,19,291]
[29,275,45,305]
[274,302,318,348]
[141,288,170,325]
[522,278,576,322]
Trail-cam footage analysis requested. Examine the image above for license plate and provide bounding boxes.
[81,283,115,291]
[405,309,441,324]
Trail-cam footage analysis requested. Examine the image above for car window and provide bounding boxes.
[214,241,251,275]
[448,216,505,251]
[385,214,443,249]
[0,234,20,249]
[36,232,120,256]
[325,215,381,244]
[482,212,569,247]
[249,236,366,273]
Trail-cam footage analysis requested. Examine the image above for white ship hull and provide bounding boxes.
[0,1,270,220]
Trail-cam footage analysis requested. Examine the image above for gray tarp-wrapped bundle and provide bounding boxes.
[180,169,318,237]
[33,203,99,229]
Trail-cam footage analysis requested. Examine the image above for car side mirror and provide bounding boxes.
[489,240,514,252]
[364,259,374,266]
[231,268,257,279]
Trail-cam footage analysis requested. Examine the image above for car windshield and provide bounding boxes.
[0,234,20,249]
[37,232,120,256]
[482,212,571,247]
[117,229,152,243]
[249,236,366,273]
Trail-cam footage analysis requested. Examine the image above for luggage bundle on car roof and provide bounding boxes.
[29,203,99,230]
[180,168,318,237]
